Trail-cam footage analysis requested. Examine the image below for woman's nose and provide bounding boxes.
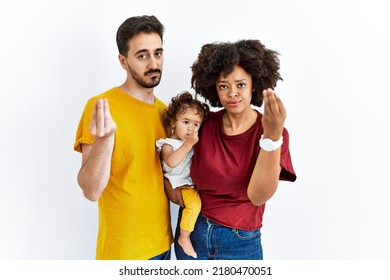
[228,88,238,97]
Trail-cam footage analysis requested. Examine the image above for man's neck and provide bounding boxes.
[118,83,155,104]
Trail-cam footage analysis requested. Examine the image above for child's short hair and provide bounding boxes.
[162,91,210,131]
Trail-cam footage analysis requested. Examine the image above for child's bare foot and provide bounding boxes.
[178,235,197,259]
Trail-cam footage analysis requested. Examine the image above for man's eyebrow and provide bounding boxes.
[134,48,164,56]
[134,49,149,56]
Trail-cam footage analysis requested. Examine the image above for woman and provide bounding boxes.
[166,39,297,260]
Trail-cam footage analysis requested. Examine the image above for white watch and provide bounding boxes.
[259,135,283,152]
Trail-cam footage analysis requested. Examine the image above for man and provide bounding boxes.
[73,15,173,260]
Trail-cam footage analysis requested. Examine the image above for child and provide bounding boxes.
[156,91,209,259]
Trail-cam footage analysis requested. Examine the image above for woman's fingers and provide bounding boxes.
[262,88,286,139]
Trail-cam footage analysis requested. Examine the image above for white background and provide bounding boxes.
[0,0,389,260]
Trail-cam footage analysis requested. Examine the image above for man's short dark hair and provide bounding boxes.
[116,15,164,56]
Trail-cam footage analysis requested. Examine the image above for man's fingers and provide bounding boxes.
[103,99,114,134]
[89,100,98,135]
[96,99,105,136]
[88,98,116,138]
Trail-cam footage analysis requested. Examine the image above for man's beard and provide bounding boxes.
[129,67,162,88]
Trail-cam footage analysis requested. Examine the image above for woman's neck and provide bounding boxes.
[222,108,258,136]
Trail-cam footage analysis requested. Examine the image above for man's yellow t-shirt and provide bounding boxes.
[74,87,173,259]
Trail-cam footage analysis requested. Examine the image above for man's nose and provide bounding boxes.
[148,57,158,69]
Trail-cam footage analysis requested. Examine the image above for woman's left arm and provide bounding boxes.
[247,89,286,206]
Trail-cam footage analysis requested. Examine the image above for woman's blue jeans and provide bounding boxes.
[174,209,263,260]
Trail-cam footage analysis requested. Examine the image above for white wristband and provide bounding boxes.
[259,135,283,152]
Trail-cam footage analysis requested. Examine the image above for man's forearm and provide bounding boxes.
[78,137,114,201]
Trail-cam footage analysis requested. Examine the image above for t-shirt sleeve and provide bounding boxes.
[73,99,95,153]
[279,128,297,182]
[156,138,167,153]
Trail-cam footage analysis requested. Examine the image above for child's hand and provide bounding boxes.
[185,130,199,146]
